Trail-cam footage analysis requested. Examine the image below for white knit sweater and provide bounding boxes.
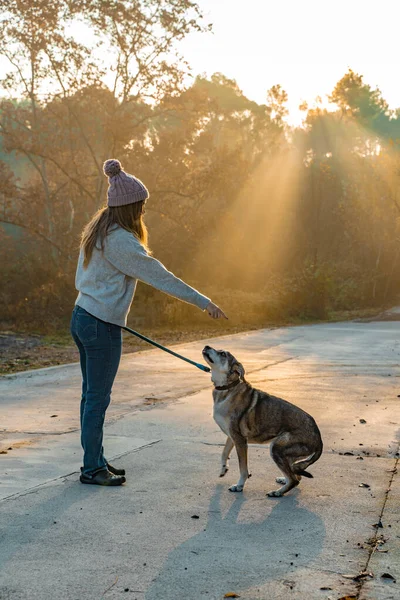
[75,226,210,326]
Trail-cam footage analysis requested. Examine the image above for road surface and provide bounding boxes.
[0,322,399,599]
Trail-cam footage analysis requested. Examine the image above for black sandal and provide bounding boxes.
[80,469,126,486]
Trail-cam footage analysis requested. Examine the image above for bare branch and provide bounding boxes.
[31,152,95,201]
[0,48,31,98]
[0,218,68,256]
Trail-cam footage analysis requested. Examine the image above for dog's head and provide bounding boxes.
[202,346,245,386]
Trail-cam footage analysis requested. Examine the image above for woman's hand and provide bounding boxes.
[205,301,228,320]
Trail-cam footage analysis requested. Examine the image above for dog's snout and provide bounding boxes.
[202,346,214,364]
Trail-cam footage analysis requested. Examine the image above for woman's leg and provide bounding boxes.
[72,307,122,476]
[70,307,88,426]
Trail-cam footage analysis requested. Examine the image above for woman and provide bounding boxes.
[71,159,227,486]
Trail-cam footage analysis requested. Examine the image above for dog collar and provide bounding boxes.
[214,379,241,391]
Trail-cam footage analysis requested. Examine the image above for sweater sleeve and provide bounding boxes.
[105,230,210,311]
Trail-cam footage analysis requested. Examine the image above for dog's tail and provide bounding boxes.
[297,469,313,479]
[293,452,317,478]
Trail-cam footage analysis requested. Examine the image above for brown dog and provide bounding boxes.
[202,346,323,497]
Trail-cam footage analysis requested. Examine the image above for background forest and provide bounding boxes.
[1,1,400,337]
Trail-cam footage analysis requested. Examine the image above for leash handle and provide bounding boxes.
[121,326,211,373]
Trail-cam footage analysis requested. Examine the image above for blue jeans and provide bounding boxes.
[70,306,122,476]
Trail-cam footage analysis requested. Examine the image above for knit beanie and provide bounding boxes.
[103,159,149,207]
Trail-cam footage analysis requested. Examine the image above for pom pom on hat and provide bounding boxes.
[103,159,122,178]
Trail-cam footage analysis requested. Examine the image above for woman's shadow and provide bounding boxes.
[145,484,325,599]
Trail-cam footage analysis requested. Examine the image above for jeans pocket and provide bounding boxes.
[77,311,98,343]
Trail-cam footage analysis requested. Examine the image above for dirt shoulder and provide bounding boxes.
[0,324,260,376]
[0,307,385,376]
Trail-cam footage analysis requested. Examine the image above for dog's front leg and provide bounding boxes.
[229,437,249,492]
[220,437,234,477]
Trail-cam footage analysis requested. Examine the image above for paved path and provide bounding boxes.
[0,322,399,599]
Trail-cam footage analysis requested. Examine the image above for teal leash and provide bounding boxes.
[122,326,211,373]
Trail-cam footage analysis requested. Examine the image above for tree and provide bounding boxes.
[0,0,208,262]
[329,69,397,143]
[266,84,288,125]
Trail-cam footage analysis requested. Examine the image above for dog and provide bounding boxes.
[202,346,323,497]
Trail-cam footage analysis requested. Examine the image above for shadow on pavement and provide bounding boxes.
[145,483,325,599]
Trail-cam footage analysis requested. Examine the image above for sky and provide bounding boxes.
[178,0,400,124]
[1,0,399,125]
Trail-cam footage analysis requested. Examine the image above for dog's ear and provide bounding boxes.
[232,361,245,379]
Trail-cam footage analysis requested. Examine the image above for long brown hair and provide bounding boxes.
[81,201,149,267]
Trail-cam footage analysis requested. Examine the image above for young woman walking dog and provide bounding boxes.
[71,159,227,486]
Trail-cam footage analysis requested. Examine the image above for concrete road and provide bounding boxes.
[0,322,399,600]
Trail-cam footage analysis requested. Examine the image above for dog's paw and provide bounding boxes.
[229,484,244,493]
[267,489,284,497]
[219,466,229,477]
[275,477,286,485]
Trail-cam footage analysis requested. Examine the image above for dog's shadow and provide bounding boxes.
[145,484,325,599]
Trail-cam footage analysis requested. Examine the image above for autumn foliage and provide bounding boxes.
[1,2,400,330]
